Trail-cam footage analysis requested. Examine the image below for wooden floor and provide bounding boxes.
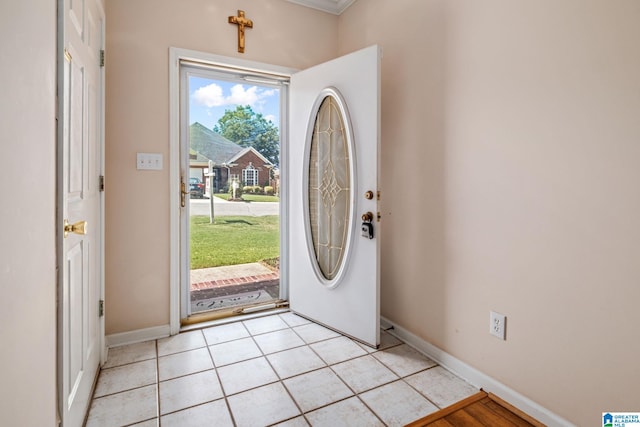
[406,391,546,427]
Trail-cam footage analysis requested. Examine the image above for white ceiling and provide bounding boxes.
[285,0,355,15]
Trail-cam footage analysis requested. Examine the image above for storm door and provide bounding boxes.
[178,63,287,324]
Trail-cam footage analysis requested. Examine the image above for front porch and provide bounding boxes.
[190,262,280,313]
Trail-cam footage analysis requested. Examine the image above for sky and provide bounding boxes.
[189,76,281,131]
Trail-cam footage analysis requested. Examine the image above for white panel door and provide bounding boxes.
[289,46,381,347]
[59,0,104,425]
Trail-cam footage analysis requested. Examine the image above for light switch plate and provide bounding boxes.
[137,153,163,170]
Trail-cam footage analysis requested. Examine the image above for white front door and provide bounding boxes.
[289,46,381,347]
[59,0,105,425]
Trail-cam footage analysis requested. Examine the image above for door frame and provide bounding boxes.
[168,48,296,333]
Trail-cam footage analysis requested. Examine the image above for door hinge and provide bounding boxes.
[99,175,105,192]
[99,300,104,317]
[100,50,105,67]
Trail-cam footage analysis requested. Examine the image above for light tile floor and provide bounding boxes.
[86,312,478,427]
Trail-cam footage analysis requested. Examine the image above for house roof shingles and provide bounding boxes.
[189,122,243,165]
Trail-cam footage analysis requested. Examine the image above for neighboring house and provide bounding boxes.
[189,122,276,193]
[188,148,212,180]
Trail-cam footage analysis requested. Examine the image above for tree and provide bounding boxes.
[213,105,280,166]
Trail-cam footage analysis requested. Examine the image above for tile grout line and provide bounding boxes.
[301,329,392,426]
[278,315,390,425]
[201,325,239,426]
[362,344,445,416]
[91,313,477,426]
[156,329,233,423]
[251,315,307,425]
[214,324,241,427]
[292,325,356,409]
[277,313,336,425]
[324,349,386,424]
[287,323,441,425]
[154,339,161,424]
[400,365,445,411]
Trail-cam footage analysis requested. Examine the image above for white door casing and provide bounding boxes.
[168,48,296,330]
[167,47,380,340]
[289,46,381,347]
[58,0,105,425]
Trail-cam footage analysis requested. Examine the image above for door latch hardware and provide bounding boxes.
[180,178,189,207]
[63,219,88,238]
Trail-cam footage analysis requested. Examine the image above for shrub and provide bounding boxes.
[229,184,243,198]
[264,186,274,195]
[244,185,262,194]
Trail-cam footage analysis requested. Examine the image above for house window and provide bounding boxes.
[243,164,259,187]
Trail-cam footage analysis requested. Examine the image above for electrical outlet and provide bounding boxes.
[490,311,506,340]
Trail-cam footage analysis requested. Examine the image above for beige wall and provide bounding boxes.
[0,0,57,425]
[339,1,640,425]
[105,0,337,333]
[106,0,640,424]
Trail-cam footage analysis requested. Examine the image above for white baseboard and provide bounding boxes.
[105,324,171,348]
[380,316,575,427]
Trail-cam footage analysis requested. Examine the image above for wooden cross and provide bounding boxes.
[228,10,253,53]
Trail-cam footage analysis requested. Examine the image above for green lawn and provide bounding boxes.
[214,193,280,202]
[190,215,280,270]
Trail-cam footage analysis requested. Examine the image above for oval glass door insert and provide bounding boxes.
[307,90,353,282]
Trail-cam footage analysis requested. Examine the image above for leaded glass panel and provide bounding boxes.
[308,95,351,280]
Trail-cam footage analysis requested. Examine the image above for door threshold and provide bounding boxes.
[180,301,289,332]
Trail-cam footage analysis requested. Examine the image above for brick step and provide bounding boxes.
[190,272,280,291]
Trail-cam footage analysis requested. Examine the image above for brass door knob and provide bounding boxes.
[64,220,88,238]
[361,212,374,222]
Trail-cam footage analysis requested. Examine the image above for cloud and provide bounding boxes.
[192,83,276,109]
[227,84,259,105]
[264,114,277,123]
[192,83,225,107]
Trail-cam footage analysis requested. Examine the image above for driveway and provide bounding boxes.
[189,197,279,216]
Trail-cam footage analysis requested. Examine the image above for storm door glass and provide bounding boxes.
[308,94,351,281]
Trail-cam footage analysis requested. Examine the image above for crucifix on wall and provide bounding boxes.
[228,10,253,53]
